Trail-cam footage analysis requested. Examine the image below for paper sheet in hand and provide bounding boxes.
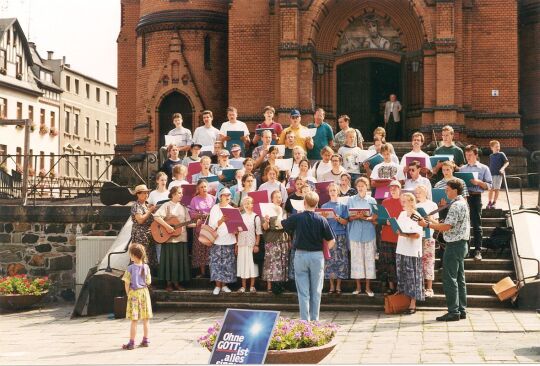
[355,150,377,164]
[229,159,245,170]
[165,135,188,147]
[180,184,196,206]
[300,128,317,139]
[290,199,305,212]
[220,207,248,233]
[259,203,278,218]
[315,181,333,205]
[273,145,285,157]
[248,190,269,217]
[432,188,449,205]
[454,172,479,187]
[275,158,293,171]
[429,155,453,167]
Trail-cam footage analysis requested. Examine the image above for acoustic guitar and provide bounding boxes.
[151,217,200,243]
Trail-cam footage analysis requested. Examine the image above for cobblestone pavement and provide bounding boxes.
[1,304,539,365]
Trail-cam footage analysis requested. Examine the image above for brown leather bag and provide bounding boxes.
[384,293,411,314]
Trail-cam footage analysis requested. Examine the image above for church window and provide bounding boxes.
[204,35,211,70]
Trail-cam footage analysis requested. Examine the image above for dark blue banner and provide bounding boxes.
[209,309,279,364]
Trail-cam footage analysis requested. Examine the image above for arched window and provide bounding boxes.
[171,61,179,83]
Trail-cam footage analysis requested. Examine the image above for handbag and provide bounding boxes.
[199,215,218,247]
[384,293,411,314]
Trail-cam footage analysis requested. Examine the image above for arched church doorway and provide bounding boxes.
[337,58,401,141]
[158,91,193,148]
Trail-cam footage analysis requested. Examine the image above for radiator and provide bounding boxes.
[75,236,116,298]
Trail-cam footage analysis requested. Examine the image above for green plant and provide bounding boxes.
[0,275,50,295]
[198,317,338,351]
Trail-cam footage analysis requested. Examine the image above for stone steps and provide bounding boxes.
[153,291,509,311]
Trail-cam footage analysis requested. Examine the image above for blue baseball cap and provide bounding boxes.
[290,109,301,117]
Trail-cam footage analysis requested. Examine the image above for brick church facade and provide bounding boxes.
[116,0,538,171]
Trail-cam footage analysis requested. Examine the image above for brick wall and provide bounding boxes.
[0,206,130,296]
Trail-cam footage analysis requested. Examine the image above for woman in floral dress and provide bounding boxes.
[130,184,158,271]
[261,190,290,292]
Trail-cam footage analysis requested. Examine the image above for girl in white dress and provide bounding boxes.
[236,197,262,293]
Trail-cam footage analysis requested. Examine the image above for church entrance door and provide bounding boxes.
[158,91,193,148]
[337,58,401,141]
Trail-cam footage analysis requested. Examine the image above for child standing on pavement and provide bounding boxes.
[122,244,153,350]
[487,140,509,209]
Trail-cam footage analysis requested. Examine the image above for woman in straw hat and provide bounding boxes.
[130,184,158,271]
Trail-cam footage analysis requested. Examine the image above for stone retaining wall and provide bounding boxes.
[0,206,130,297]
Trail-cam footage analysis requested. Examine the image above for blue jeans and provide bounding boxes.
[294,250,325,321]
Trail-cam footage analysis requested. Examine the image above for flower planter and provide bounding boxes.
[265,340,337,364]
[0,292,48,311]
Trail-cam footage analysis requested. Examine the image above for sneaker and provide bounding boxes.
[352,290,360,295]
[249,287,257,293]
[222,286,232,293]
[212,286,221,295]
[424,289,434,298]
[365,290,374,297]
[122,341,135,350]
[474,250,482,261]
[490,203,496,209]
[436,313,460,322]
[238,287,246,293]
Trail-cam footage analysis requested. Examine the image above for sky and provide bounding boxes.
[2,0,120,86]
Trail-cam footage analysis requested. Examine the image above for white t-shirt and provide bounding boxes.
[219,120,250,147]
[208,204,237,245]
[371,162,406,180]
[395,211,423,257]
[404,176,433,200]
[259,181,288,202]
[400,150,433,169]
[310,160,332,181]
[338,146,362,174]
[321,167,348,184]
[416,200,439,238]
[148,190,170,205]
[193,125,220,147]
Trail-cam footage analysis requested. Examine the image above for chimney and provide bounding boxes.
[47,51,54,60]
[62,56,66,65]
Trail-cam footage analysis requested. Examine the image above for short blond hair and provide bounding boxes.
[241,196,254,208]
[489,140,500,147]
[172,164,186,176]
[401,192,417,208]
[373,126,386,138]
[442,125,454,135]
[304,191,319,208]
[412,131,425,143]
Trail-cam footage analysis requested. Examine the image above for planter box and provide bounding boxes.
[265,340,337,364]
[0,292,48,311]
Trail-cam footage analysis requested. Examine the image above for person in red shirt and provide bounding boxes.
[252,106,283,145]
[379,180,403,294]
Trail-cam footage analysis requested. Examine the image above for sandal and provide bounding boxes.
[403,308,416,315]
[139,338,149,347]
[336,289,342,295]
[122,341,135,350]
[328,289,335,294]
[238,287,246,293]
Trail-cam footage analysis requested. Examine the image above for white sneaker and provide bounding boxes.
[212,287,220,295]
[352,290,360,295]
[366,290,374,297]
[474,251,483,261]
[237,287,246,293]
[222,286,232,293]
[249,287,257,293]
[424,289,434,298]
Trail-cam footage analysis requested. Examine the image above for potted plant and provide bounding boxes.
[0,275,50,310]
[198,317,338,364]
[39,124,49,135]
[49,127,58,137]
[30,123,36,132]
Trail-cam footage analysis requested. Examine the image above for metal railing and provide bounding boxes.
[0,152,157,206]
[502,172,540,285]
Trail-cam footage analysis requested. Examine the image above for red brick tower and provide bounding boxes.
[117,0,228,153]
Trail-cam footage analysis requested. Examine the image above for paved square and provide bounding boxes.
[1,304,539,364]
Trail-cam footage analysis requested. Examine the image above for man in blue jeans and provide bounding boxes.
[281,191,335,321]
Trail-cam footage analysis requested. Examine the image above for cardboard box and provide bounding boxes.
[492,277,518,301]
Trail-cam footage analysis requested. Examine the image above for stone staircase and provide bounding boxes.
[153,209,516,312]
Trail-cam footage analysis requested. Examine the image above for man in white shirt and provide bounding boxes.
[219,106,250,149]
[403,160,432,200]
[193,110,220,147]
[400,132,432,174]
